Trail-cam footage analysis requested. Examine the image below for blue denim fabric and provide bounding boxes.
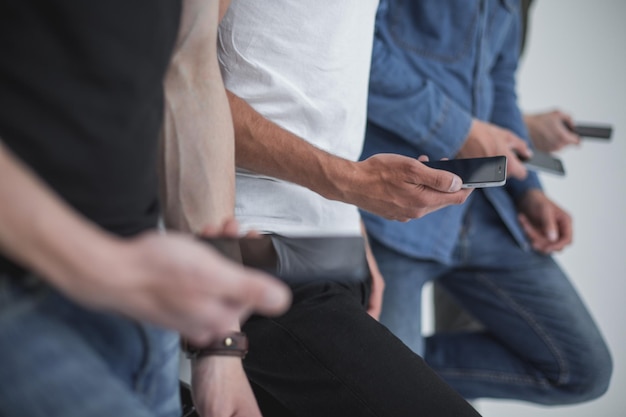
[361,0,542,263]
[0,273,181,417]
[371,192,612,405]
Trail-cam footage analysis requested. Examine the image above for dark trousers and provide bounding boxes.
[242,279,481,417]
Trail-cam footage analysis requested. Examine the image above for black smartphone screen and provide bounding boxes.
[523,150,566,176]
[424,156,507,188]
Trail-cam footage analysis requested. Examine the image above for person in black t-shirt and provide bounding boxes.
[0,1,290,416]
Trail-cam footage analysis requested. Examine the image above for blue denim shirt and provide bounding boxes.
[361,0,541,264]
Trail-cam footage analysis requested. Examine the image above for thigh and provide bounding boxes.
[425,194,612,402]
[369,237,445,355]
[242,281,481,417]
[137,326,181,417]
[0,275,180,417]
[434,253,609,385]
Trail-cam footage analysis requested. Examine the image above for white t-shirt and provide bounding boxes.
[218,0,379,236]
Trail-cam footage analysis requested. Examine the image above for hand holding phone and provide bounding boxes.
[423,156,507,188]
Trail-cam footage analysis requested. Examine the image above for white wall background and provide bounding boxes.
[477,1,626,416]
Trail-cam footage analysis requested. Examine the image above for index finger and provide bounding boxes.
[208,259,292,316]
[505,150,529,180]
[509,134,533,160]
[559,115,582,146]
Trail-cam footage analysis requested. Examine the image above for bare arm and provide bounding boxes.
[361,220,384,320]
[0,141,288,342]
[160,0,234,233]
[0,142,121,297]
[229,91,471,222]
[164,2,272,416]
[0,0,288,345]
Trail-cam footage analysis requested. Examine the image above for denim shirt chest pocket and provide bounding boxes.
[387,0,518,64]
[484,0,519,67]
[388,0,481,63]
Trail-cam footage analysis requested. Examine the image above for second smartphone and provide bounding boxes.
[571,123,613,140]
[522,150,566,176]
[424,155,507,188]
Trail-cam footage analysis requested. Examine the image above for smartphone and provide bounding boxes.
[200,234,370,285]
[571,123,613,140]
[521,150,566,176]
[423,156,507,188]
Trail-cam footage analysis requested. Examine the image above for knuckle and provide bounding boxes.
[433,173,448,190]
[411,207,427,219]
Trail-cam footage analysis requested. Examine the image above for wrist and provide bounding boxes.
[523,115,540,141]
[517,187,543,209]
[318,156,358,203]
[457,120,482,158]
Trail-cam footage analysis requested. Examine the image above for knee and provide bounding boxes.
[572,345,613,402]
[552,343,613,405]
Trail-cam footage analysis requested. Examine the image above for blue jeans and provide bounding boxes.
[371,191,612,405]
[0,273,180,417]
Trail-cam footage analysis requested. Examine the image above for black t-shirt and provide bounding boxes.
[0,0,181,275]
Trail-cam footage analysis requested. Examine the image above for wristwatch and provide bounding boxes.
[182,331,249,359]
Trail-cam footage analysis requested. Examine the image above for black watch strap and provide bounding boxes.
[182,332,249,359]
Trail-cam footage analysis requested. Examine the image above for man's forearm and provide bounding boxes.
[0,142,120,291]
[161,0,235,233]
[218,0,231,21]
[228,90,353,202]
[228,90,473,222]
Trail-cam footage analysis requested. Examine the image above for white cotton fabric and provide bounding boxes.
[218,0,379,236]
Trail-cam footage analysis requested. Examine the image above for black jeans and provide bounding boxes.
[242,278,481,417]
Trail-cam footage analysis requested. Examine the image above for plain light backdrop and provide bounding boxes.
[469,0,625,416]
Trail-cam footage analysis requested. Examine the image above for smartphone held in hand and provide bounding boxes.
[571,123,613,140]
[424,156,507,188]
[521,150,566,176]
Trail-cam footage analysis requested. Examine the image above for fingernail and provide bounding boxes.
[264,286,291,311]
[449,175,463,192]
[547,231,558,242]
